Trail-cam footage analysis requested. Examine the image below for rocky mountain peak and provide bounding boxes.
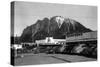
[20,16,92,42]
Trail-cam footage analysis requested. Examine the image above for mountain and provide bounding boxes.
[20,16,92,42]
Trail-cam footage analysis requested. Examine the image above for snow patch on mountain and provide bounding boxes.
[55,16,65,28]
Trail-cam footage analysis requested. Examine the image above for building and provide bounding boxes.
[66,31,97,44]
[35,37,66,45]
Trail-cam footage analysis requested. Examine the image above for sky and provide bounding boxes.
[13,1,97,36]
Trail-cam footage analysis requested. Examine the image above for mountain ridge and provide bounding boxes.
[20,16,92,42]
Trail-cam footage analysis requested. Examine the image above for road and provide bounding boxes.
[14,53,96,66]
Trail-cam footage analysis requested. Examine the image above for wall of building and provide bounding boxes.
[66,31,97,42]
